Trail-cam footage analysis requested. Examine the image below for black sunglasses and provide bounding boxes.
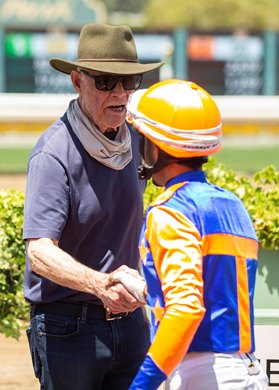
[80,70,142,91]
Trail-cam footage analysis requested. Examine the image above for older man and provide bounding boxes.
[23,23,163,389]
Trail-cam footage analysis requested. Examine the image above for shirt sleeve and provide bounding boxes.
[130,205,205,389]
[23,151,70,240]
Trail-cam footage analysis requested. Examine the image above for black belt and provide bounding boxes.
[31,301,130,321]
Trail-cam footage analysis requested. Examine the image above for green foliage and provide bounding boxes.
[143,180,163,212]
[144,160,279,250]
[143,0,279,31]
[0,189,28,339]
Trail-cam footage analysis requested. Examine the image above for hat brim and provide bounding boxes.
[49,58,164,76]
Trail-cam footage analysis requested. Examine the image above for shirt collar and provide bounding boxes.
[165,170,207,189]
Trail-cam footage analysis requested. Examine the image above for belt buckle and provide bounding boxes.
[105,308,127,321]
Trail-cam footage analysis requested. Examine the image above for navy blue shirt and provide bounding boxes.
[23,113,145,304]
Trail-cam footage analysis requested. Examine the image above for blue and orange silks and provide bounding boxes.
[129,170,258,390]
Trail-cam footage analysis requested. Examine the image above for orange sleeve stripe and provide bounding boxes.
[145,206,205,375]
[202,234,258,259]
[146,206,202,281]
[235,256,251,352]
[148,309,205,376]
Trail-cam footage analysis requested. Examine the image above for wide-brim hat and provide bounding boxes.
[50,23,164,76]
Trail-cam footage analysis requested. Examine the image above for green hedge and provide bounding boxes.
[0,161,278,338]
[0,189,26,338]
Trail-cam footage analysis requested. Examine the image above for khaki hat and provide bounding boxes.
[50,23,164,76]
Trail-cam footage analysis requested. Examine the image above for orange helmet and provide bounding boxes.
[127,79,222,158]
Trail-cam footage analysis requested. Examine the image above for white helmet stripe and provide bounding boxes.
[131,111,222,136]
[134,119,222,152]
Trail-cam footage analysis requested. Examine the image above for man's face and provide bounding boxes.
[71,70,135,133]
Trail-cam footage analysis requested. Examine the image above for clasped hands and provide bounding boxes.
[104,265,147,314]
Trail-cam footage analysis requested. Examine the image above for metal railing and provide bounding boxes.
[0,93,278,130]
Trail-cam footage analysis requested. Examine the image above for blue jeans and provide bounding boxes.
[26,307,150,390]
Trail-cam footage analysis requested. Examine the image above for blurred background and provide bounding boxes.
[0,0,278,182]
[0,2,278,389]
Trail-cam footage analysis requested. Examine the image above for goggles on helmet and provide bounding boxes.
[136,132,183,180]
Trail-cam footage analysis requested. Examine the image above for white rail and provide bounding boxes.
[0,93,278,124]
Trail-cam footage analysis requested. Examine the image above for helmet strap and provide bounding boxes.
[137,134,207,180]
[137,148,178,180]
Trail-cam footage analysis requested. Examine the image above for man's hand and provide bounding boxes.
[101,275,143,314]
[108,265,147,304]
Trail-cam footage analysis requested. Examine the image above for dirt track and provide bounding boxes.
[0,332,38,390]
[0,174,27,192]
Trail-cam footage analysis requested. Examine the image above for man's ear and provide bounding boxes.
[71,70,81,92]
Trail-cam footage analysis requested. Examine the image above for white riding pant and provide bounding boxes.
[168,352,269,390]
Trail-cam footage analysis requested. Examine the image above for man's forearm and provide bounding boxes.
[27,237,143,313]
[27,237,105,296]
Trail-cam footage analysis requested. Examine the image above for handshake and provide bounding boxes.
[110,267,147,304]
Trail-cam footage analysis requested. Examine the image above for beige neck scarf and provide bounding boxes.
[67,99,132,170]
